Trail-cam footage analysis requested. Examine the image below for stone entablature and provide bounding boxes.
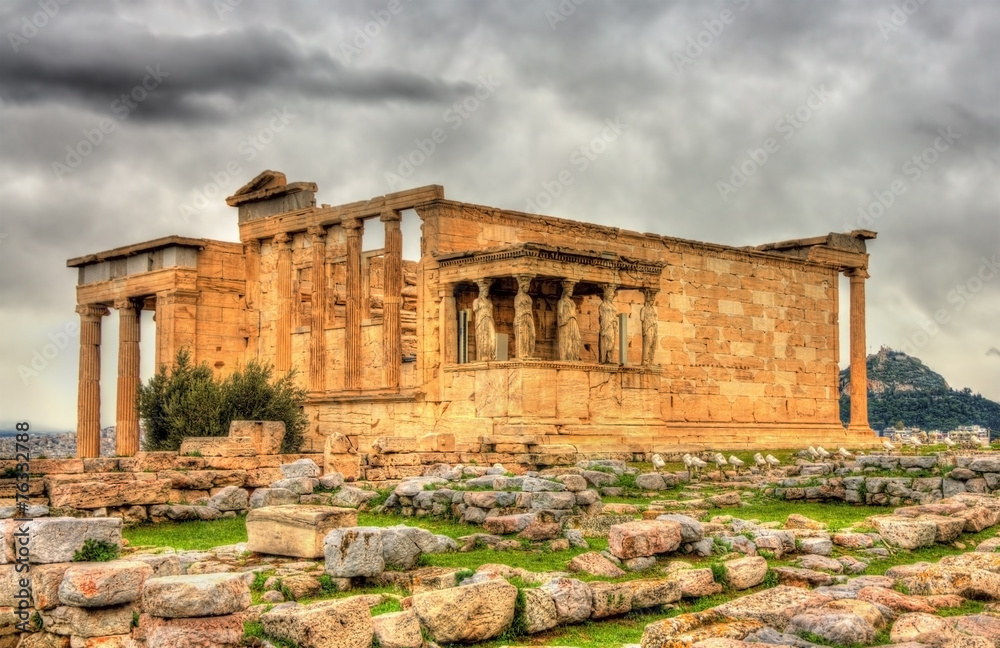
[67,170,878,458]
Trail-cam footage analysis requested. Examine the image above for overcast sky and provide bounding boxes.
[0,0,997,432]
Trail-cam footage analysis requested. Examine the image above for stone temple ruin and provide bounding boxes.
[67,170,878,460]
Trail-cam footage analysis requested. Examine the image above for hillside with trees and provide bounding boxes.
[839,347,1000,435]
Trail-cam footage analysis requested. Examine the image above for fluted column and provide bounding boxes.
[343,217,364,390]
[847,268,871,430]
[114,298,141,457]
[381,210,402,390]
[308,227,327,392]
[77,304,108,458]
[274,233,292,373]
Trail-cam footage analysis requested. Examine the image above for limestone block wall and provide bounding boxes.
[189,242,247,374]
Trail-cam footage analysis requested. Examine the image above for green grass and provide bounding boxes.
[124,514,248,550]
[713,500,887,531]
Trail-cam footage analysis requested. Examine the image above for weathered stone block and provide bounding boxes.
[608,520,682,559]
[372,609,422,648]
[140,573,250,618]
[41,605,135,637]
[411,579,518,643]
[59,560,152,607]
[248,487,299,509]
[136,613,245,648]
[230,420,285,456]
[324,527,384,577]
[261,597,373,648]
[20,518,122,564]
[47,480,171,509]
[247,505,358,558]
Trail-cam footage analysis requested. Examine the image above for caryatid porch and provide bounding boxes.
[434,243,665,368]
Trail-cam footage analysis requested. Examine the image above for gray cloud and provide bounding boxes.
[1,0,998,431]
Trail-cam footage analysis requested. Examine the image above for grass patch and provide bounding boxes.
[124,514,248,550]
[713,500,886,531]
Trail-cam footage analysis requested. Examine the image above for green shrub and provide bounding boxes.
[73,538,120,562]
[138,349,307,453]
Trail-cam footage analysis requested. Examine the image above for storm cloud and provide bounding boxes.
[0,0,997,431]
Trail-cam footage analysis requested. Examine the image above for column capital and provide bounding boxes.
[245,238,261,253]
[307,225,326,240]
[113,297,141,311]
[273,232,291,247]
[845,268,870,280]
[341,216,363,231]
[515,273,535,283]
[76,304,109,319]
[380,209,401,223]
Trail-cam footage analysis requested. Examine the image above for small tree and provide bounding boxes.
[138,349,224,451]
[219,359,308,454]
[138,349,307,453]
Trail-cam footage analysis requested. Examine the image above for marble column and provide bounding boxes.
[514,274,536,359]
[382,210,402,390]
[308,226,327,392]
[343,217,363,389]
[76,304,108,458]
[274,232,292,373]
[114,298,141,457]
[847,268,871,430]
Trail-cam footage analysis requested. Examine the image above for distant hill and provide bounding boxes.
[839,347,1000,435]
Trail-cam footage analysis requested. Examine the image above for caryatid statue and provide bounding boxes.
[598,283,618,364]
[641,288,659,365]
[557,280,582,362]
[473,278,496,361]
[514,274,535,359]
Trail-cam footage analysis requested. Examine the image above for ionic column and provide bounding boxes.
[847,268,871,430]
[308,227,327,391]
[76,304,108,458]
[274,233,292,373]
[382,210,403,390]
[514,274,536,359]
[343,217,363,390]
[115,298,141,457]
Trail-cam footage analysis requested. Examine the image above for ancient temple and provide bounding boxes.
[67,171,878,458]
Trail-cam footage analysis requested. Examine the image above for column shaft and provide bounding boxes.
[274,233,292,373]
[848,269,871,430]
[308,227,327,391]
[115,299,141,456]
[382,210,402,390]
[343,218,364,389]
[76,304,108,458]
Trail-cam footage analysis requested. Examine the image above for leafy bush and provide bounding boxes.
[73,538,120,562]
[138,348,307,453]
